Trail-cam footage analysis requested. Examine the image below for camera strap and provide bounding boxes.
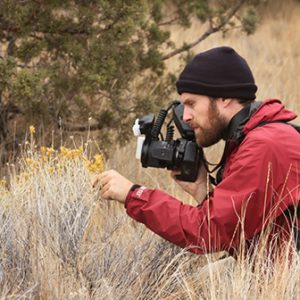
[208,101,262,185]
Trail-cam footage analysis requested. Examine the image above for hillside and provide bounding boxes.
[0,1,299,298]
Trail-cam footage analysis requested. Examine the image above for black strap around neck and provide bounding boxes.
[209,101,262,185]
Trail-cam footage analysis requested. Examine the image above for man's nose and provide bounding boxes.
[182,106,192,123]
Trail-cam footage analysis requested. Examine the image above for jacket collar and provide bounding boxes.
[223,101,261,142]
[243,99,297,135]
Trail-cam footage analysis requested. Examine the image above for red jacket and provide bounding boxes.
[125,99,300,255]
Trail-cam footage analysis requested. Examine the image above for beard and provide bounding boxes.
[195,101,227,147]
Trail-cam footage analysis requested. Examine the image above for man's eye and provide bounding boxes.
[183,100,195,108]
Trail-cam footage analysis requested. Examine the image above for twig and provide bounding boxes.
[162,0,246,60]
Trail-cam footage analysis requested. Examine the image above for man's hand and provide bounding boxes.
[92,170,134,204]
[171,164,211,203]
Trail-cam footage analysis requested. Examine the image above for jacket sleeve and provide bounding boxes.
[125,135,289,254]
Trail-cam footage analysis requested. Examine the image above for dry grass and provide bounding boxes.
[0,146,299,299]
[0,149,299,299]
[0,1,300,299]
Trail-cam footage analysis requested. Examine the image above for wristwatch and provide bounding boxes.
[130,184,141,191]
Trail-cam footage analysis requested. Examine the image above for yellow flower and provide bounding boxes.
[46,147,55,157]
[59,146,83,160]
[87,164,98,173]
[60,146,68,155]
[48,167,55,174]
[41,146,47,156]
[29,125,36,134]
[18,172,30,182]
[25,158,39,169]
[25,158,34,165]
[86,153,105,173]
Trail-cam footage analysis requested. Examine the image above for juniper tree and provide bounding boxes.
[0,0,261,153]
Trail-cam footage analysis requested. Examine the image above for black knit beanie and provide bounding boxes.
[176,46,257,100]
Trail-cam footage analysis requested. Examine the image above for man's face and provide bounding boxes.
[181,93,227,147]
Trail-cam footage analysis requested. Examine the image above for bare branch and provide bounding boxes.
[162,0,246,60]
[158,17,180,26]
[59,121,104,132]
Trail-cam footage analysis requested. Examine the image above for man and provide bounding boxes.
[94,46,300,257]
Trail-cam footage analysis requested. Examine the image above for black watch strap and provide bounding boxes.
[130,184,141,191]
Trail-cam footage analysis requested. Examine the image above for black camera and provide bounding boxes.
[133,101,203,182]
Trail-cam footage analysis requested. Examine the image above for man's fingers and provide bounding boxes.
[101,190,113,200]
[101,181,111,194]
[99,175,113,191]
[92,171,111,189]
[92,169,132,203]
[101,184,114,200]
[97,172,114,199]
[92,176,100,188]
[92,173,106,188]
[170,170,181,179]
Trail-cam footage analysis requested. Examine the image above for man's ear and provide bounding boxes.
[218,97,233,108]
